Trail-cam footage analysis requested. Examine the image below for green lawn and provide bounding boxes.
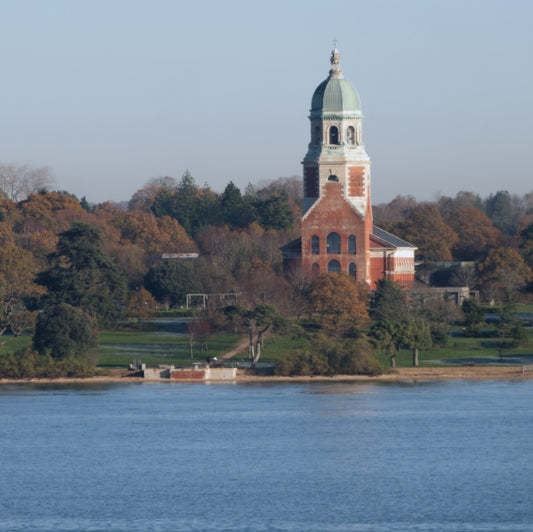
[0,335,32,355]
[98,328,242,368]
[2,315,532,371]
[375,324,533,368]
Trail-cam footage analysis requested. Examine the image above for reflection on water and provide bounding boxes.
[1,380,532,531]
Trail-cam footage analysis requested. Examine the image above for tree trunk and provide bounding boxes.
[252,326,270,367]
[390,355,396,368]
[413,347,419,367]
[248,324,255,365]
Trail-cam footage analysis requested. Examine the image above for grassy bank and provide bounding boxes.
[1,312,531,372]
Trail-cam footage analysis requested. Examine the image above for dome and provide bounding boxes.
[310,49,361,114]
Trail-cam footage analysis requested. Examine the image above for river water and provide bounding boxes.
[1,380,532,531]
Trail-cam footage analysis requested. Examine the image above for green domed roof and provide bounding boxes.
[310,49,361,114]
[311,78,361,113]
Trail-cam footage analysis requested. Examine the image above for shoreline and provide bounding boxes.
[1,365,533,385]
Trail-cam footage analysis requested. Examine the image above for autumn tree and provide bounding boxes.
[15,191,91,259]
[188,319,213,359]
[437,191,483,219]
[310,274,368,338]
[397,203,458,263]
[195,225,254,279]
[447,207,503,261]
[128,176,177,212]
[372,195,418,227]
[477,247,533,301]
[126,288,158,324]
[0,244,44,336]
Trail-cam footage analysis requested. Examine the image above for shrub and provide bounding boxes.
[274,337,383,377]
[33,303,97,360]
[275,350,329,376]
[0,347,95,379]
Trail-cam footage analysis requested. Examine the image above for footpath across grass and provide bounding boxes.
[99,327,242,368]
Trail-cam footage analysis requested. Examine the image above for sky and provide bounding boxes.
[1,0,532,204]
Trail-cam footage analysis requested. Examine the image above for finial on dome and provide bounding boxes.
[329,46,343,79]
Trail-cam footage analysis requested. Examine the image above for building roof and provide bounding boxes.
[280,237,302,259]
[311,49,361,115]
[372,226,417,249]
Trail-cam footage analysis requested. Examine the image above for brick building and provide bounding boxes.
[282,48,416,288]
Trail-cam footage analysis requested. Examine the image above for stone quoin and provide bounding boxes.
[281,48,416,288]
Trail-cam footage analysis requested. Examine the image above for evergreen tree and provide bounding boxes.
[33,303,97,360]
[36,222,128,328]
[144,260,200,307]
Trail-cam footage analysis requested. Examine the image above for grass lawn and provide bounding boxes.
[0,335,32,355]
[375,324,533,368]
[98,326,242,368]
[2,312,532,371]
[246,334,310,365]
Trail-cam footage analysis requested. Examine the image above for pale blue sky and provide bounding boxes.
[1,0,531,203]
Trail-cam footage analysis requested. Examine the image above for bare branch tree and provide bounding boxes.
[0,164,54,201]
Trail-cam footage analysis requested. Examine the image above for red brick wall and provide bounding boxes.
[348,167,365,197]
[369,254,415,289]
[302,181,372,283]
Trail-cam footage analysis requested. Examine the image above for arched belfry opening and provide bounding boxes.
[329,126,339,145]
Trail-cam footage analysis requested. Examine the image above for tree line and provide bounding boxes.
[0,164,531,377]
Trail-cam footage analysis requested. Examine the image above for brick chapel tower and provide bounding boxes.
[282,49,416,287]
[301,48,373,283]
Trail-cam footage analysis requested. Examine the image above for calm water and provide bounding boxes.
[1,380,532,531]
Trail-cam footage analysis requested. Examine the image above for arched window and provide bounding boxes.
[311,235,319,254]
[349,263,357,278]
[329,126,339,145]
[312,263,320,275]
[327,232,340,253]
[348,235,356,254]
[328,260,341,273]
[328,174,339,182]
[346,126,355,145]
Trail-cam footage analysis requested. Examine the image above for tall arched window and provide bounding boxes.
[329,126,339,145]
[348,235,356,254]
[312,263,320,275]
[327,232,340,253]
[349,263,357,278]
[346,126,355,145]
[328,260,341,273]
[311,235,319,254]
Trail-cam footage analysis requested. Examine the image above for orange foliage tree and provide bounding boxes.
[447,207,504,261]
[310,274,369,338]
[397,204,458,262]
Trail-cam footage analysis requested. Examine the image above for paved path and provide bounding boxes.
[220,338,249,361]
